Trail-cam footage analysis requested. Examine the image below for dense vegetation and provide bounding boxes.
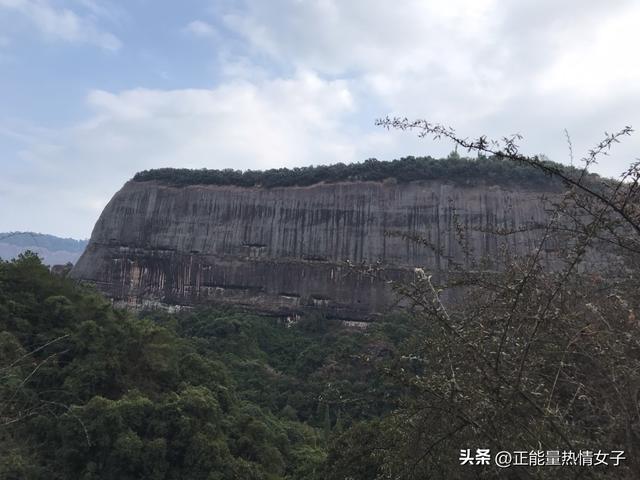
[3,128,638,478]
[132,154,573,189]
[0,253,410,479]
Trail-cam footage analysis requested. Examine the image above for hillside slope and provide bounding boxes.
[0,232,87,265]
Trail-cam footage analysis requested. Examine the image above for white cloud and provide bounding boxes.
[220,0,640,169]
[537,4,640,100]
[0,71,369,237]
[0,0,121,50]
[223,0,499,75]
[184,19,218,38]
[2,0,639,239]
[78,71,356,170]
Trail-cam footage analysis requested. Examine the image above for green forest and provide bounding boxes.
[2,0,637,477]
[0,253,412,479]
[3,132,639,479]
[132,155,577,189]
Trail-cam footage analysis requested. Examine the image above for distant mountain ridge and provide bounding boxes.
[0,232,88,265]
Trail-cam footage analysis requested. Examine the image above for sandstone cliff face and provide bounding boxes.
[72,179,555,320]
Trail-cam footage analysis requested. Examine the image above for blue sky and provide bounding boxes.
[1,0,639,238]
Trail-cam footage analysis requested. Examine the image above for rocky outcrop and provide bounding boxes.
[72,178,557,320]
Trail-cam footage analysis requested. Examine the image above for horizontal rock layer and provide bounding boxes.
[72,179,555,320]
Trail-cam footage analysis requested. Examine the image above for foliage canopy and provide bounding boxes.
[132,155,575,189]
[0,253,408,479]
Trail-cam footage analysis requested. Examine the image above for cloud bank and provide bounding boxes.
[1,0,639,237]
[0,0,121,50]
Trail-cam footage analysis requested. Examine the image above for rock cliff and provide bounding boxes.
[72,166,558,320]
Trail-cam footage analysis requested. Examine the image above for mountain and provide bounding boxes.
[0,232,88,266]
[71,156,563,319]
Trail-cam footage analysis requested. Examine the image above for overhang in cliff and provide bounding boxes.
[72,158,561,320]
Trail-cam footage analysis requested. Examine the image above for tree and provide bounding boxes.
[0,254,331,479]
[330,119,640,478]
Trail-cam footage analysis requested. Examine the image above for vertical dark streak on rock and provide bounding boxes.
[72,179,555,320]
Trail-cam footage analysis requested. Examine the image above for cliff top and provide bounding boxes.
[132,155,582,189]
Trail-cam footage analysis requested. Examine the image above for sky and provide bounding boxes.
[1,0,639,239]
